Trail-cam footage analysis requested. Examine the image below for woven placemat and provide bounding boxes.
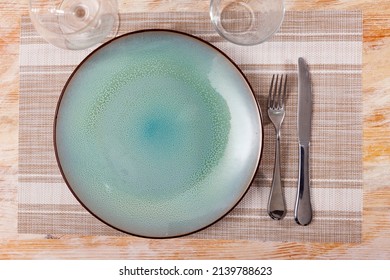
[19,11,362,242]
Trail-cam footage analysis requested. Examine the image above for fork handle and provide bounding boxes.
[267,132,286,220]
[294,143,313,225]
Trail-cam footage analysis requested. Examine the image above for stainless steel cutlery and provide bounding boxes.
[294,57,313,226]
[267,58,313,225]
[267,74,288,220]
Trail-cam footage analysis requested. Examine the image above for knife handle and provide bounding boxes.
[294,143,313,225]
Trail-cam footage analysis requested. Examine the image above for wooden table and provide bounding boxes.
[0,0,389,259]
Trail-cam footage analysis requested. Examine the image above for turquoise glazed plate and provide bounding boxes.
[54,30,263,238]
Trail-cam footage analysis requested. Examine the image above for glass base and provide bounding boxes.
[220,1,254,34]
[29,0,118,50]
[59,0,99,33]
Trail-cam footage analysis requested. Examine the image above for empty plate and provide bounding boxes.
[54,30,263,238]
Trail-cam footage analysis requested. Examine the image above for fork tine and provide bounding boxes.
[277,74,283,108]
[273,74,279,108]
[268,74,279,109]
[268,74,275,108]
[268,74,288,109]
[282,74,287,107]
[278,74,287,108]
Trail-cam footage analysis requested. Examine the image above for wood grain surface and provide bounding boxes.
[1,0,390,259]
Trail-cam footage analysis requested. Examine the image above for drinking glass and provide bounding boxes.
[29,0,119,50]
[210,0,285,45]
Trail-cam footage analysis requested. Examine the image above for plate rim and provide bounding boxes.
[53,28,264,239]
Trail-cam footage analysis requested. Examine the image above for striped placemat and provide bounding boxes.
[19,11,363,242]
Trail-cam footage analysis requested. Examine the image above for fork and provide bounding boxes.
[267,74,287,220]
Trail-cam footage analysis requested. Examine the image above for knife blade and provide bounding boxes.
[294,57,313,226]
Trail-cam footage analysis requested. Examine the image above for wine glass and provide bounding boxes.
[29,0,119,50]
[210,0,285,45]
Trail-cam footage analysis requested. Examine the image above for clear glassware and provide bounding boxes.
[210,0,285,45]
[29,0,119,50]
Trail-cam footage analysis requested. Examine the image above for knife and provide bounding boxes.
[294,57,313,226]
